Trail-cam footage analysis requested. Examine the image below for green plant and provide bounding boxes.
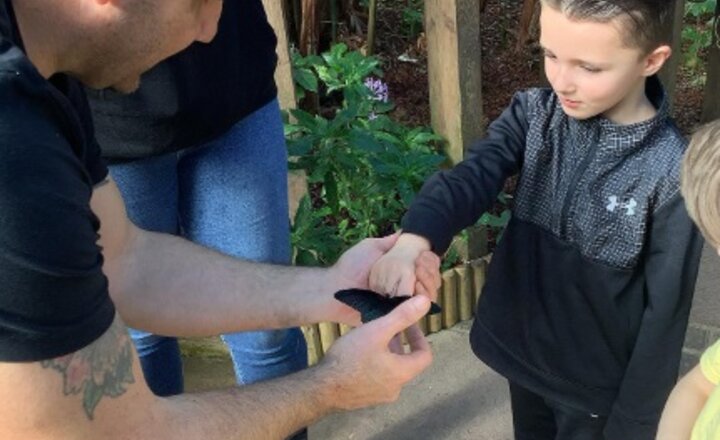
[478,192,512,241]
[288,43,511,269]
[682,0,717,79]
[401,0,424,41]
[287,44,444,265]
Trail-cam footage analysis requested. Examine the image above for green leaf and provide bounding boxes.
[350,130,383,153]
[293,67,318,92]
[289,109,319,130]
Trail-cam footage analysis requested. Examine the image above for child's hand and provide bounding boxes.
[369,233,438,300]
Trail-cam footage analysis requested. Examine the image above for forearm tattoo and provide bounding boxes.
[40,316,135,420]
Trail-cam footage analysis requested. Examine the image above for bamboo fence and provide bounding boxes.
[301,257,489,365]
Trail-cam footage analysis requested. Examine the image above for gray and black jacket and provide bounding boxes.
[402,76,703,439]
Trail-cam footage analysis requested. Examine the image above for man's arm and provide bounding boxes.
[0,297,432,439]
[93,178,426,336]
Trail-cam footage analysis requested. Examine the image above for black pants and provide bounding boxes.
[509,382,607,440]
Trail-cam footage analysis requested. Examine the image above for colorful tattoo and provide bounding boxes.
[41,316,135,420]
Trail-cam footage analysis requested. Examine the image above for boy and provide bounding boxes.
[370,0,703,438]
[658,120,720,440]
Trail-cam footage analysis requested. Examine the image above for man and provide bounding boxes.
[0,1,440,438]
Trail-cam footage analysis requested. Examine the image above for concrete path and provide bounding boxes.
[182,241,720,439]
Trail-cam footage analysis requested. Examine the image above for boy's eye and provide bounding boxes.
[581,65,601,73]
[544,52,557,60]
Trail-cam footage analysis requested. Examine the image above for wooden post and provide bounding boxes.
[418,315,429,335]
[441,270,459,328]
[339,324,353,336]
[470,258,486,308]
[262,0,297,112]
[301,324,323,365]
[428,285,443,333]
[425,0,484,165]
[658,0,686,110]
[318,322,340,353]
[702,2,720,123]
[456,266,473,321]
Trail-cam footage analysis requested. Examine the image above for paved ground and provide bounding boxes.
[183,242,720,439]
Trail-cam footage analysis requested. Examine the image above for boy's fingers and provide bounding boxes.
[397,271,416,297]
[415,281,437,302]
[373,231,401,253]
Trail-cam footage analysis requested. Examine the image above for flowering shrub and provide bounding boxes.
[286,44,445,266]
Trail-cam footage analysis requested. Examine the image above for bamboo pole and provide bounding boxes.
[318,322,341,353]
[470,259,487,308]
[428,284,443,333]
[456,266,473,321]
[441,269,458,328]
[339,323,353,336]
[301,324,323,365]
[418,315,429,335]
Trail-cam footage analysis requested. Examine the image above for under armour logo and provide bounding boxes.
[607,196,637,216]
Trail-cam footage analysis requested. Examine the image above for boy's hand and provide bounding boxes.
[319,295,433,410]
[369,233,437,299]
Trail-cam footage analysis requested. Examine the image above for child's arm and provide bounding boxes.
[604,194,704,439]
[657,365,715,440]
[370,92,532,296]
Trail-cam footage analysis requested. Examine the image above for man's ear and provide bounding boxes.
[642,45,672,77]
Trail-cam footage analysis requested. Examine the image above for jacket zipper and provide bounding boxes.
[559,130,597,236]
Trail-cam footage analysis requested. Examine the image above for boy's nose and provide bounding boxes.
[550,66,575,95]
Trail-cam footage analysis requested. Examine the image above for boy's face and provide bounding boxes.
[80,0,223,93]
[539,4,657,121]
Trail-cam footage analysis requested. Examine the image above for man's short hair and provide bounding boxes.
[682,120,720,249]
[541,0,671,53]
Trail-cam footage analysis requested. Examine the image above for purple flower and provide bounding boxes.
[364,77,389,103]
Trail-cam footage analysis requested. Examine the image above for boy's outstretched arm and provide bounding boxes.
[370,92,530,297]
[657,364,714,439]
[604,194,704,440]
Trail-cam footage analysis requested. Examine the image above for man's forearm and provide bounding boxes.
[162,366,334,439]
[106,226,340,336]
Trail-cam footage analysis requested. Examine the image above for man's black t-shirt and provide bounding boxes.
[0,0,115,361]
[88,0,279,161]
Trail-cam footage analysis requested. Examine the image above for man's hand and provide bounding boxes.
[327,233,441,326]
[369,233,437,299]
[319,295,433,410]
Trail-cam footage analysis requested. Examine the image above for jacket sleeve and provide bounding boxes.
[604,192,703,440]
[400,92,530,254]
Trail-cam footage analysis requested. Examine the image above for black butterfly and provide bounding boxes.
[334,288,442,323]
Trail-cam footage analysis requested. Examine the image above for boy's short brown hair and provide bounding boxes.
[682,120,720,248]
[541,0,671,53]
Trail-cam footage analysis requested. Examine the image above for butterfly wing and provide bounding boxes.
[335,289,396,323]
[334,288,442,323]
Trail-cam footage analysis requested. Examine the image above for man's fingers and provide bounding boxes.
[405,324,430,353]
[388,334,404,354]
[395,324,433,379]
[369,295,430,343]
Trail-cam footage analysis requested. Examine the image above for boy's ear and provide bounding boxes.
[642,45,672,77]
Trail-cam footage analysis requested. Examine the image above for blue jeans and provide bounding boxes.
[110,99,307,396]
